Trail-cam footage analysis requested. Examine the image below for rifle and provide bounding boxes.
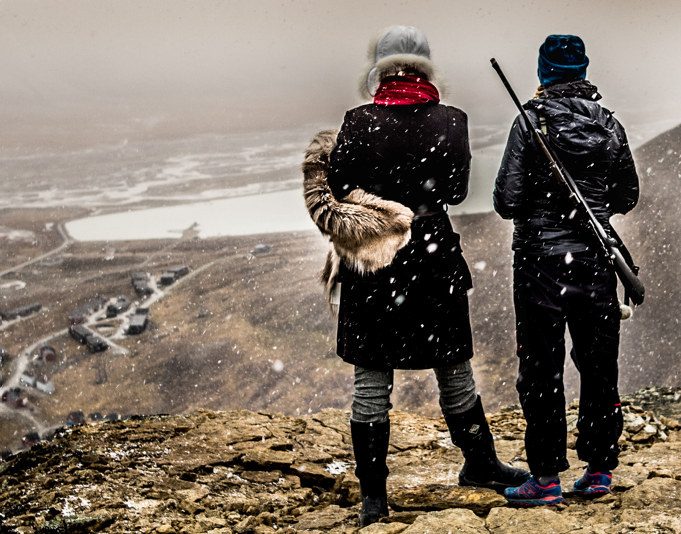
[490,58,645,306]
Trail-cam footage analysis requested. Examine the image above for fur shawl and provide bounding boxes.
[302,129,414,312]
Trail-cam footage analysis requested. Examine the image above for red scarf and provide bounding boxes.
[373,75,440,105]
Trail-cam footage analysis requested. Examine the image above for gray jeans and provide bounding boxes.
[351,360,477,423]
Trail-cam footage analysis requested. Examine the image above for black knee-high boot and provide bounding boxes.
[445,396,530,489]
[350,420,390,527]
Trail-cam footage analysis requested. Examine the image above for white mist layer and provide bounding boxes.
[64,144,504,242]
[8,120,675,242]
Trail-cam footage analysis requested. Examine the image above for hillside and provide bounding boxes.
[1,123,680,455]
[615,124,681,391]
[2,387,681,533]
[0,206,523,454]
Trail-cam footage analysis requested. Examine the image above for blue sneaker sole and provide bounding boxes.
[573,486,611,497]
[506,496,566,507]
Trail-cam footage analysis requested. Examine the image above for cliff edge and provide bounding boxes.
[2,387,681,533]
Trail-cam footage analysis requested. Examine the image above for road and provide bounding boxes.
[0,221,220,450]
[0,223,72,279]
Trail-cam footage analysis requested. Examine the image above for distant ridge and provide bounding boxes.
[617,121,681,391]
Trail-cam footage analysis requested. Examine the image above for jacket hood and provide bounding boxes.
[526,96,615,156]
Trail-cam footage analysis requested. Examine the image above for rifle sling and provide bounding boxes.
[535,113,639,275]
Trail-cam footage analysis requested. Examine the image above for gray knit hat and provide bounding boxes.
[361,25,437,99]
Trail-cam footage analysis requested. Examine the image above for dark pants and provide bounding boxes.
[513,251,623,476]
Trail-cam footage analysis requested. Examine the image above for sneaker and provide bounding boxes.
[573,469,612,497]
[504,476,565,507]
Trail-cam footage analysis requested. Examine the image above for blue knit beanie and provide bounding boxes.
[538,35,589,87]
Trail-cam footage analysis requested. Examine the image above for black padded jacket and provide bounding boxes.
[493,80,639,256]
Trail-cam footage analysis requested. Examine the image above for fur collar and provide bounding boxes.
[302,129,414,312]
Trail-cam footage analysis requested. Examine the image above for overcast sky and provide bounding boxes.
[1,0,680,148]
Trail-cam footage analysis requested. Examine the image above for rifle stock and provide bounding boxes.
[490,58,644,306]
[611,248,645,305]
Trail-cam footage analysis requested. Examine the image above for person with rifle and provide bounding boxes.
[493,35,640,506]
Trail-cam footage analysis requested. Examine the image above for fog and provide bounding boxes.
[2,0,680,150]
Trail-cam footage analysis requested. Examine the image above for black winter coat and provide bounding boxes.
[327,102,474,370]
[494,81,639,256]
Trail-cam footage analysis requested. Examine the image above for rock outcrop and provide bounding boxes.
[2,387,681,533]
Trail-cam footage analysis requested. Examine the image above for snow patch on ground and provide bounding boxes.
[0,227,35,242]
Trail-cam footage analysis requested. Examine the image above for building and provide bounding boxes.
[106,296,131,318]
[38,345,57,362]
[159,265,190,286]
[70,323,108,351]
[68,311,87,325]
[86,334,108,353]
[159,272,176,286]
[127,313,149,335]
[69,324,91,344]
[1,388,27,409]
[68,296,109,325]
[66,411,86,426]
[251,244,272,255]
[19,372,36,388]
[18,370,54,394]
[36,376,55,394]
[131,272,153,297]
[0,302,42,321]
[169,265,189,278]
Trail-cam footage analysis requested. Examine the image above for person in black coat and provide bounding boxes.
[311,25,528,526]
[494,35,639,507]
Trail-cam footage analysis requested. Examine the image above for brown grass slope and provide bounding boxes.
[615,124,681,391]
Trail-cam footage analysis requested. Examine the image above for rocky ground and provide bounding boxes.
[2,387,681,533]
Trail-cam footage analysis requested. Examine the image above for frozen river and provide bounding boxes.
[64,142,504,241]
[65,188,318,240]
